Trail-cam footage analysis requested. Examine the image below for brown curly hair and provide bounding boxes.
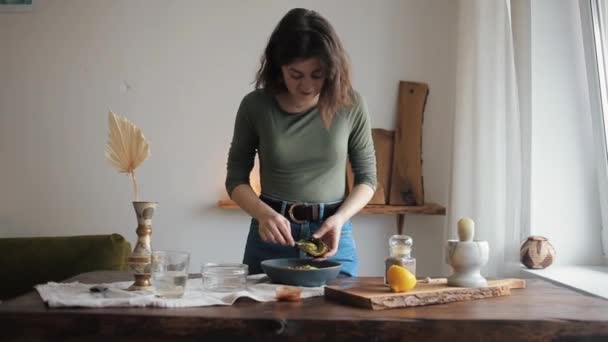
[255,8,354,127]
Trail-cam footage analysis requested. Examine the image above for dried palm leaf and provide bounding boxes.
[105,111,150,201]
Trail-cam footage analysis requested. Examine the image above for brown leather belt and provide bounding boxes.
[261,196,342,224]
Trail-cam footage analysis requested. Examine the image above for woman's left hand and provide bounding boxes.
[312,214,346,259]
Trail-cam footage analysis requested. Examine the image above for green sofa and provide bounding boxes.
[0,234,132,300]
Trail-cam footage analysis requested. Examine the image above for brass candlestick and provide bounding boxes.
[127,201,157,291]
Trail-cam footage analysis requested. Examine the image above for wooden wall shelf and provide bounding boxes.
[217,200,446,234]
[217,200,445,215]
[360,203,445,215]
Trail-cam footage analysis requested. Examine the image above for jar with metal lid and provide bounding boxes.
[202,263,248,292]
[384,235,416,285]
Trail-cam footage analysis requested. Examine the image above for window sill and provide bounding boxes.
[521,266,608,300]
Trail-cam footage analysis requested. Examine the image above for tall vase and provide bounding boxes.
[127,201,157,290]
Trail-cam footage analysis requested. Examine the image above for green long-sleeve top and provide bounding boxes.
[225,89,377,203]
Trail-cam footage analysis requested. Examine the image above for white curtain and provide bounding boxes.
[580,0,608,266]
[446,0,527,277]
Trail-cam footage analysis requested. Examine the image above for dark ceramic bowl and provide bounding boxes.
[261,258,342,287]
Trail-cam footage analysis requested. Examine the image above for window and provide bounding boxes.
[522,0,608,300]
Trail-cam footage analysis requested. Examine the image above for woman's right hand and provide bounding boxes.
[227,185,295,246]
[257,212,295,246]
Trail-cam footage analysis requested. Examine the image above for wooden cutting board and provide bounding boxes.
[346,129,394,204]
[370,129,394,204]
[389,81,428,206]
[325,277,526,310]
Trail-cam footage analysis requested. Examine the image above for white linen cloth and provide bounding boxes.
[35,274,323,308]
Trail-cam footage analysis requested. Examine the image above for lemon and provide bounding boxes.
[387,265,417,292]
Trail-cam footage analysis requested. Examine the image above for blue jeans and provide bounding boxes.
[242,201,358,277]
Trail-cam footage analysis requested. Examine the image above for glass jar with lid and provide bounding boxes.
[384,235,416,284]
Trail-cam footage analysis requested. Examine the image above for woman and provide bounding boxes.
[225,8,376,277]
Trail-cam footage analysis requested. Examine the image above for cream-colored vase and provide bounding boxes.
[127,201,157,290]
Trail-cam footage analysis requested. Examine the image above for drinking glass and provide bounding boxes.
[151,250,190,298]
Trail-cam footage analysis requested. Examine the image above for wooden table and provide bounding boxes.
[1,271,607,341]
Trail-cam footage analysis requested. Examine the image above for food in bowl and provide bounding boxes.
[275,286,302,301]
[287,264,319,270]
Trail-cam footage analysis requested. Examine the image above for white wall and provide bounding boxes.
[0,0,458,275]
[530,0,603,265]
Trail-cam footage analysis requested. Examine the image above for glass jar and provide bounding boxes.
[384,235,416,285]
[202,263,248,292]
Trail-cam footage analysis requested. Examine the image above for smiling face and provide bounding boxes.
[280,58,326,106]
